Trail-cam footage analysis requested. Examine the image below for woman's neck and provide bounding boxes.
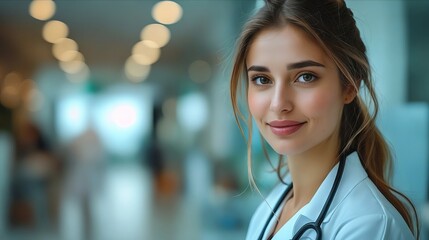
[286,139,340,208]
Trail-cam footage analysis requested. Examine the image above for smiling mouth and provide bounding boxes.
[267,120,306,136]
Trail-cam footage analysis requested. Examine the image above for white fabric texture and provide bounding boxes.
[246,152,415,240]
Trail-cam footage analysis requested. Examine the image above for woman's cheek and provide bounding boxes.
[300,90,340,117]
[247,91,263,117]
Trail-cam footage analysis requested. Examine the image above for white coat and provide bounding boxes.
[246,152,415,240]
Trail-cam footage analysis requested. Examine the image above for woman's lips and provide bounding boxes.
[268,120,306,136]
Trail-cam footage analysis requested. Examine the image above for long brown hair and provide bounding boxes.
[230,0,419,237]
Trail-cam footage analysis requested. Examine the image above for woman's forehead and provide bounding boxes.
[246,25,333,69]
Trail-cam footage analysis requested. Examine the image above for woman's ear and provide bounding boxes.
[343,84,357,104]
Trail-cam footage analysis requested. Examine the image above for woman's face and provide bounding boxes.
[246,24,353,156]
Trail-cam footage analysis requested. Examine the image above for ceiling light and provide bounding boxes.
[132,41,161,65]
[43,20,69,43]
[64,51,85,62]
[59,60,86,74]
[152,1,183,25]
[29,0,56,21]
[141,24,171,48]
[124,57,151,82]
[52,38,79,61]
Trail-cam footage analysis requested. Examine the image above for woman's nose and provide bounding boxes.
[269,83,293,113]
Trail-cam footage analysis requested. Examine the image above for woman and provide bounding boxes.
[230,0,419,239]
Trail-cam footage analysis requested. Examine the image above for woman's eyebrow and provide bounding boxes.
[247,60,325,72]
[247,65,269,72]
[287,60,325,70]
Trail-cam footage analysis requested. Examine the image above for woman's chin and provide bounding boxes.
[270,144,303,157]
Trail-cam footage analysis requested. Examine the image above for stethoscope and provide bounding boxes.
[258,155,346,240]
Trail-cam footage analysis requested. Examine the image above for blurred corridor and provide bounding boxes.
[0,0,429,239]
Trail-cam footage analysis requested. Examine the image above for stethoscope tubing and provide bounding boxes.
[258,155,346,240]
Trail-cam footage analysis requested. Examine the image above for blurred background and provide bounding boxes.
[0,0,428,239]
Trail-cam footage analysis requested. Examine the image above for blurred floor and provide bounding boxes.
[2,162,250,240]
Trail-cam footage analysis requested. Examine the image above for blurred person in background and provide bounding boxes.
[10,115,60,231]
[230,0,419,239]
[62,122,105,240]
[144,103,178,200]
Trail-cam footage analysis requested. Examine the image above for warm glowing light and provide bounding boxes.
[124,57,151,82]
[132,41,161,65]
[70,52,85,62]
[59,60,86,74]
[29,0,56,21]
[52,38,78,61]
[59,50,80,62]
[141,24,171,48]
[43,20,69,43]
[60,51,85,63]
[189,60,212,83]
[152,1,183,25]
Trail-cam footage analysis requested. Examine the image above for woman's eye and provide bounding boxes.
[252,76,271,85]
[296,73,316,83]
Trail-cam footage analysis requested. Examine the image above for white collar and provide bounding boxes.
[290,152,367,234]
[257,152,368,239]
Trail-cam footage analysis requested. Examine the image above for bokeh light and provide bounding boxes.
[124,57,151,82]
[43,20,69,43]
[59,60,87,75]
[29,0,56,21]
[52,38,79,62]
[140,24,171,48]
[131,41,161,65]
[152,1,183,25]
